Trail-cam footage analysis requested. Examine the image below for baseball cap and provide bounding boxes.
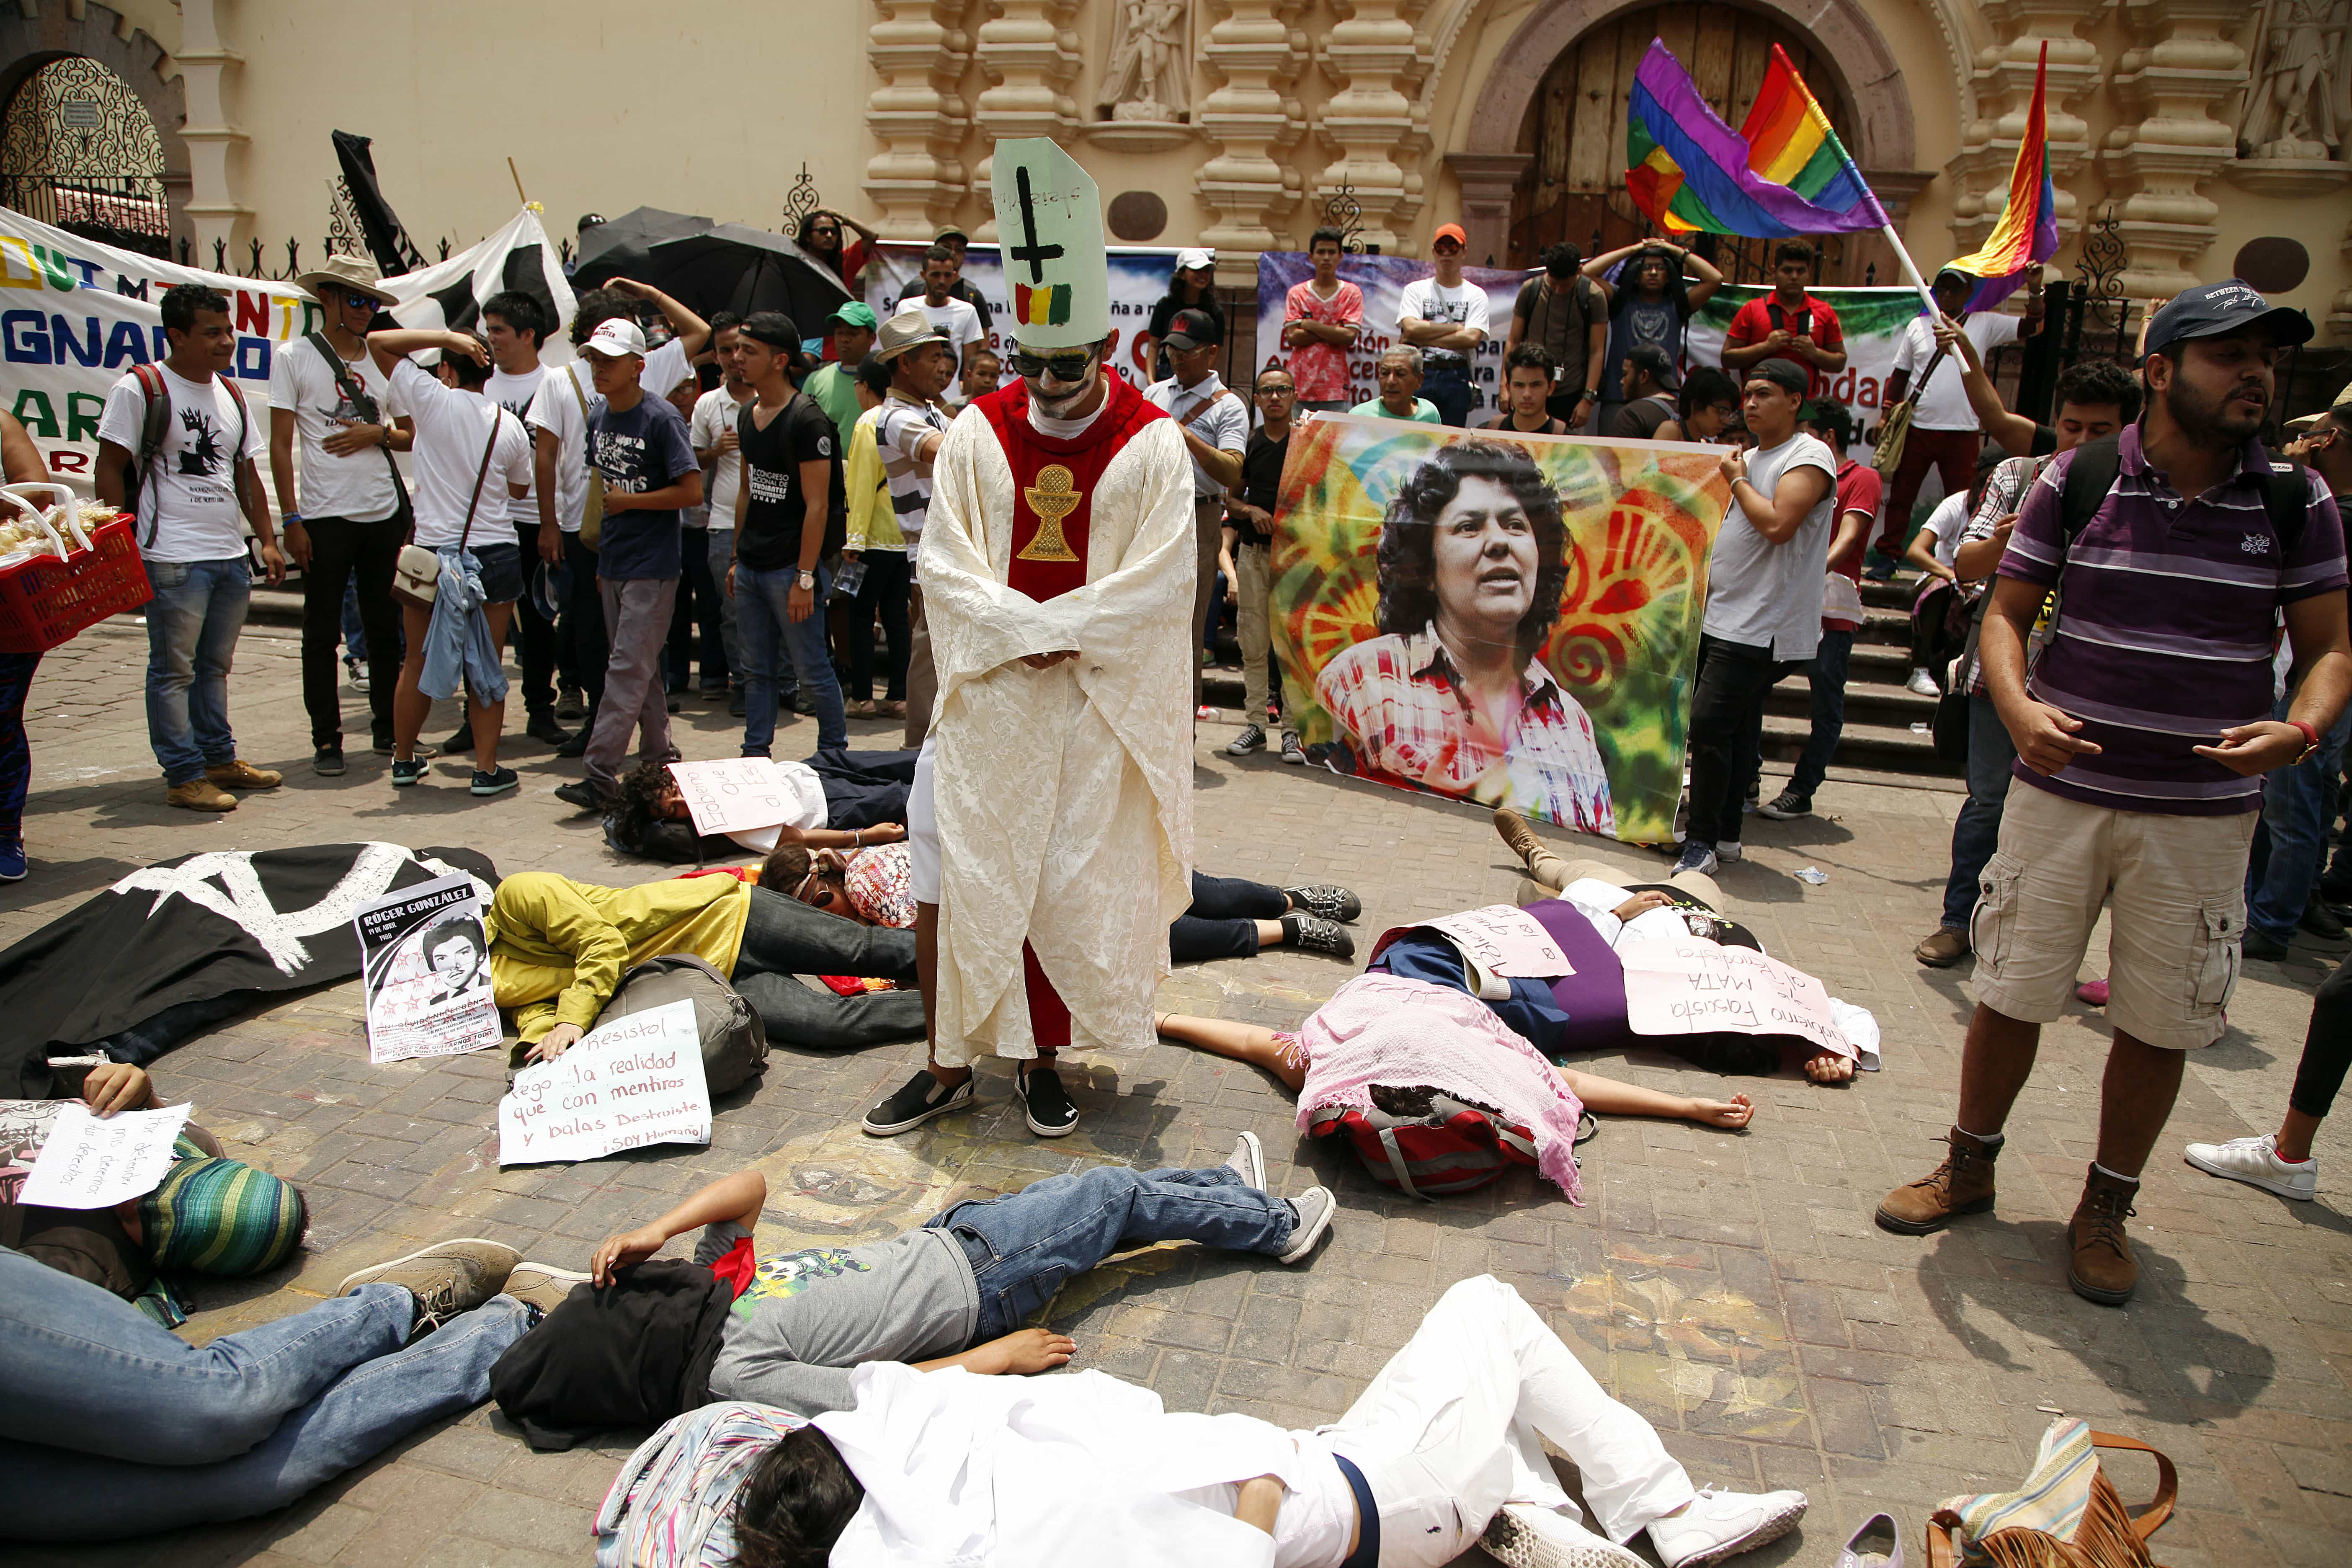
[934,224,969,245]
[581,317,647,359]
[2144,279,2314,363]
[1175,247,1216,274]
[874,307,953,361]
[531,558,573,622]
[2287,379,2352,433]
[828,301,879,331]
[1748,358,1810,395]
[1433,223,1468,248]
[1163,307,1223,352]
[1626,342,1680,391]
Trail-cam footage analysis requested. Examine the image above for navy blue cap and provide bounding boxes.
[2144,279,2313,361]
[532,558,572,623]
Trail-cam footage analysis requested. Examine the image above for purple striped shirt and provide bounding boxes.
[1997,424,2347,815]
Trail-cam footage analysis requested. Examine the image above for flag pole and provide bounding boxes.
[1768,45,1939,318]
[1878,221,1940,318]
[507,158,529,207]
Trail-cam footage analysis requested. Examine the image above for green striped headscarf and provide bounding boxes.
[137,1144,307,1276]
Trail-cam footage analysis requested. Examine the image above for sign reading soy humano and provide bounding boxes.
[1271,415,1730,844]
[498,999,710,1166]
[353,873,500,1065]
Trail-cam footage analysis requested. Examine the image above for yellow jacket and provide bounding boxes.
[843,405,904,554]
[486,872,752,1044]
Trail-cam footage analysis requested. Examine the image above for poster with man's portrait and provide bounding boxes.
[1271,416,1731,844]
[353,874,501,1064]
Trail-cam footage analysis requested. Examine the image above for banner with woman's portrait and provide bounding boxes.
[1271,416,1731,843]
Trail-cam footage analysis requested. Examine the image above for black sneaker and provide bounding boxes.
[2301,897,2347,941]
[313,745,346,777]
[470,766,519,797]
[555,687,586,721]
[1280,912,1356,959]
[371,731,396,756]
[442,723,475,756]
[1226,723,1268,756]
[1279,731,1305,764]
[1757,790,1812,820]
[526,712,572,746]
[2245,927,2292,961]
[390,757,428,787]
[861,1070,975,1136]
[1014,1063,1079,1137]
[552,780,606,812]
[1283,884,1361,923]
[554,730,592,759]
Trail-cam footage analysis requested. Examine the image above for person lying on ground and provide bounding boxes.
[0,1236,561,1541]
[1495,808,1865,1084]
[631,1274,1804,1568]
[3,1061,303,1327]
[764,841,1366,962]
[485,851,922,1063]
[606,749,918,863]
[486,1153,1336,1444]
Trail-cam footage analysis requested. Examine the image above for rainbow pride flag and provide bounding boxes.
[1626,41,1889,237]
[1941,43,2060,312]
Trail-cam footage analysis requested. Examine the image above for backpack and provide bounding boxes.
[1306,1094,1594,1201]
[126,363,251,548]
[597,954,768,1096]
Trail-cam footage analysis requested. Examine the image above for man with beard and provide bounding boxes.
[861,138,1195,1142]
[1876,281,2350,1308]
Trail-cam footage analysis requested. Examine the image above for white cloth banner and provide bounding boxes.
[1619,938,1857,1062]
[1685,284,1928,464]
[354,873,502,1064]
[16,1099,191,1209]
[1252,251,1525,419]
[865,241,1184,389]
[498,998,710,1166]
[0,204,570,492]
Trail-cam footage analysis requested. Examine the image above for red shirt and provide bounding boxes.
[1724,292,1846,395]
[1823,458,1881,631]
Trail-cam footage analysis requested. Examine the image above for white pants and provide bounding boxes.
[908,735,940,903]
[1323,1276,1692,1565]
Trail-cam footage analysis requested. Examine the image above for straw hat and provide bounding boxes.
[297,251,399,307]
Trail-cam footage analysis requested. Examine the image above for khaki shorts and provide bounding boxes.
[1970,781,2255,1049]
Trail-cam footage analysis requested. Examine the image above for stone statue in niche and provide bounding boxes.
[1099,0,1191,122]
[2239,0,2349,161]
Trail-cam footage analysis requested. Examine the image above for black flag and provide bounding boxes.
[333,130,427,276]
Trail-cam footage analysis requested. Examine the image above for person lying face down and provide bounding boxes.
[609,1275,1806,1568]
[487,1147,1336,1444]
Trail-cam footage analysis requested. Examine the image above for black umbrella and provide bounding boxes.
[570,205,714,288]
[639,223,853,334]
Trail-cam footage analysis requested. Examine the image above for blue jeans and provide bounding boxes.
[1941,692,2017,930]
[2247,696,2352,942]
[0,1248,528,1540]
[928,1163,1296,1341]
[340,579,365,661]
[0,652,36,844]
[738,562,846,755]
[1786,629,1854,799]
[143,557,250,785]
[1421,359,1475,427]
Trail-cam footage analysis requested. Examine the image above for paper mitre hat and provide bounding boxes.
[991,137,1110,351]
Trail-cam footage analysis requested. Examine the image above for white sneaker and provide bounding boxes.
[1645,1487,1809,1568]
[1906,667,1940,697]
[2184,1132,2317,1200]
[1225,1129,1266,1190]
[1483,1503,1645,1568]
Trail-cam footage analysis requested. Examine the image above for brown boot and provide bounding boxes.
[165,779,237,812]
[1914,927,1970,967]
[1493,806,1542,865]
[1875,1126,2001,1234]
[2068,1165,2141,1305]
[206,759,282,790]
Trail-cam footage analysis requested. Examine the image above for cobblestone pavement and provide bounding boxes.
[13,618,2352,1568]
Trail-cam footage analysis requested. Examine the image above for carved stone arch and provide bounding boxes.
[1449,0,1930,267]
[0,0,189,253]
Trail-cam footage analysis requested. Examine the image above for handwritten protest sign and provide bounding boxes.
[1418,905,1575,978]
[498,999,710,1166]
[666,758,813,838]
[353,874,501,1064]
[17,1100,191,1209]
[1619,939,1857,1060]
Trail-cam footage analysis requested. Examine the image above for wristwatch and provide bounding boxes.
[797,570,816,591]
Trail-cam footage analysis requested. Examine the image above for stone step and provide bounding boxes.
[1760,709,1957,776]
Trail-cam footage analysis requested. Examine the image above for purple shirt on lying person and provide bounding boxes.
[1997,422,2347,816]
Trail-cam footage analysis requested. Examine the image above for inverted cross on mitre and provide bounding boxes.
[1018,464,1083,562]
[1008,165,1066,284]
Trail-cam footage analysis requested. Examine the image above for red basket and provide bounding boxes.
[0,513,153,654]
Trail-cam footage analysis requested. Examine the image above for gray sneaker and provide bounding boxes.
[339,1239,521,1337]
[1279,731,1305,764]
[1279,1186,1335,1264]
[1225,1130,1266,1190]
[1226,723,1268,756]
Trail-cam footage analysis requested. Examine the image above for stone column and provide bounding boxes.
[1443,151,1528,268]
[969,0,1083,239]
[1311,0,1429,253]
[1945,0,2110,253]
[175,0,249,258]
[864,0,975,235]
[1195,0,1308,253]
[2099,0,2249,297]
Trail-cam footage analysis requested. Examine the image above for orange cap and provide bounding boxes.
[1432,223,1468,248]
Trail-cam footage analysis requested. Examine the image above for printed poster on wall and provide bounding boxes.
[866,240,1183,389]
[353,873,501,1065]
[1272,415,1730,844]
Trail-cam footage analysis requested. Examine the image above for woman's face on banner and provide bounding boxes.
[1431,476,1539,630]
[430,934,480,987]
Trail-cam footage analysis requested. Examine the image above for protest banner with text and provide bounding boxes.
[866,240,1182,388]
[1253,252,1524,421]
[498,999,710,1166]
[15,1099,191,1209]
[1273,414,1730,844]
[354,873,500,1065]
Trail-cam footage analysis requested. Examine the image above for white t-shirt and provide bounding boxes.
[1919,490,1968,569]
[1143,372,1249,498]
[1173,1434,1355,1568]
[1396,276,1492,368]
[691,385,754,525]
[485,363,548,508]
[526,338,691,532]
[1702,430,1838,660]
[96,364,268,562]
[1892,311,2021,431]
[915,297,985,402]
[390,359,534,550]
[265,336,407,524]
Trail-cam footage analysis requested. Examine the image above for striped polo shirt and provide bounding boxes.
[1998,423,2347,815]
[874,393,949,577]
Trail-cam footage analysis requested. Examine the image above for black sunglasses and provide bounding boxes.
[342,292,380,311]
[1009,346,1098,381]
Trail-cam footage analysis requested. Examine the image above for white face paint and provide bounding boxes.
[110,844,443,976]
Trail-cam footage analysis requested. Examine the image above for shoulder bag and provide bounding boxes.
[391,410,501,610]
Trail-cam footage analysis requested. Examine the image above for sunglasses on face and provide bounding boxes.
[1010,347,1097,381]
[343,293,379,311]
